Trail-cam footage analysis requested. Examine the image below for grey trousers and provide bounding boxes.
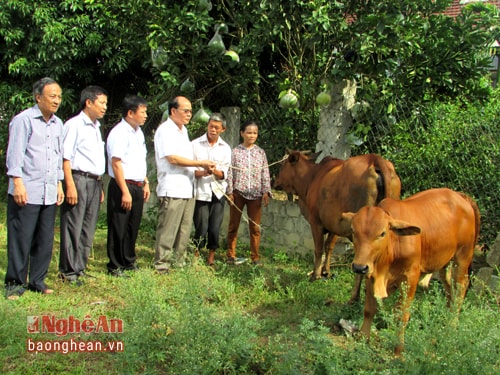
[154,196,195,271]
[59,174,102,279]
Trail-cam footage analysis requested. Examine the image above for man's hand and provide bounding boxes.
[200,160,216,172]
[121,190,133,211]
[65,184,78,205]
[12,178,28,206]
[56,182,65,206]
[143,183,151,202]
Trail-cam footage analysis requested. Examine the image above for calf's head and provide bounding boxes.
[342,206,421,279]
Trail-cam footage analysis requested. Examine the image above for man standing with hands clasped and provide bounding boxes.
[59,86,108,286]
[154,96,215,274]
[5,77,65,300]
[192,113,231,267]
[106,95,151,277]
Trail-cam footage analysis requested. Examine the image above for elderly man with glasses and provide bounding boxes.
[153,96,215,274]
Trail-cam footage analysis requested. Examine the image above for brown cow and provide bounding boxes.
[273,150,401,302]
[341,188,480,354]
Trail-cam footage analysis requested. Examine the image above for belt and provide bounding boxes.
[125,179,144,187]
[71,170,102,180]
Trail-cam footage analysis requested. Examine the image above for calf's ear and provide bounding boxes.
[389,219,421,236]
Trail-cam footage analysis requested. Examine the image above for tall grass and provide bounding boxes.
[0,204,499,374]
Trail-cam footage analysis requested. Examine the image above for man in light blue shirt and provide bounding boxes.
[5,77,65,300]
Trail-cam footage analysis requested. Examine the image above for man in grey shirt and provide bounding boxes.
[4,77,65,300]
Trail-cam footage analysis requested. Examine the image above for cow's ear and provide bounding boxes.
[309,151,321,161]
[389,219,421,236]
[341,212,355,224]
[286,148,293,155]
[288,152,300,164]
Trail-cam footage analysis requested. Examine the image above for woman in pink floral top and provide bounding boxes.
[226,120,271,265]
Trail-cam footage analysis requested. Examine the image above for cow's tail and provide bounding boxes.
[372,155,402,202]
[460,193,481,246]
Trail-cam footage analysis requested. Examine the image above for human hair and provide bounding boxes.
[209,112,226,128]
[122,95,147,117]
[168,97,179,114]
[240,119,258,132]
[80,85,108,110]
[32,77,58,102]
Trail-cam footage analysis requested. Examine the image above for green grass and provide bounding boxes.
[1,203,499,374]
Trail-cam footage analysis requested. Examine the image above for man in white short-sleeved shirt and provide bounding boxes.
[106,95,150,277]
[153,96,215,274]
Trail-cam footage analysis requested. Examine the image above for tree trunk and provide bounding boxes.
[315,79,356,161]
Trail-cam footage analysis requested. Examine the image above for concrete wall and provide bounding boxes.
[219,198,313,256]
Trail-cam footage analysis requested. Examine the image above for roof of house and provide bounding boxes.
[445,0,500,18]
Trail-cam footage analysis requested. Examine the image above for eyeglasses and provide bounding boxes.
[178,108,192,114]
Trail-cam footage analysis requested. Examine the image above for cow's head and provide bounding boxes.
[342,207,421,298]
[273,149,317,194]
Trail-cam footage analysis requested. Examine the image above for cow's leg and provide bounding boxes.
[321,233,337,278]
[348,274,363,304]
[451,252,473,310]
[438,266,453,306]
[309,226,325,281]
[394,273,419,355]
[418,273,433,289]
[360,277,376,339]
[453,245,474,302]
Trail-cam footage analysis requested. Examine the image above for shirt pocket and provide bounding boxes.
[53,136,62,156]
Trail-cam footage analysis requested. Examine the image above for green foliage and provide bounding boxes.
[355,90,500,245]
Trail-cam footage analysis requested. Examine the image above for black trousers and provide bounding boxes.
[5,195,57,291]
[59,174,102,280]
[106,178,144,271]
[193,194,226,251]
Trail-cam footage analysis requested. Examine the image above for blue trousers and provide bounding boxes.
[5,195,57,292]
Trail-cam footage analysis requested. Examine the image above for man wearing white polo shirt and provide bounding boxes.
[59,86,108,285]
[153,96,215,274]
[106,95,151,277]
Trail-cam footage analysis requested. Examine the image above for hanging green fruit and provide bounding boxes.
[315,91,332,106]
[224,50,240,63]
[180,78,195,94]
[192,102,211,124]
[207,31,226,55]
[151,46,168,68]
[198,0,212,12]
[215,23,229,34]
[279,89,299,109]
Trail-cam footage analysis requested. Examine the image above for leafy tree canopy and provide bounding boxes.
[0,0,497,120]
